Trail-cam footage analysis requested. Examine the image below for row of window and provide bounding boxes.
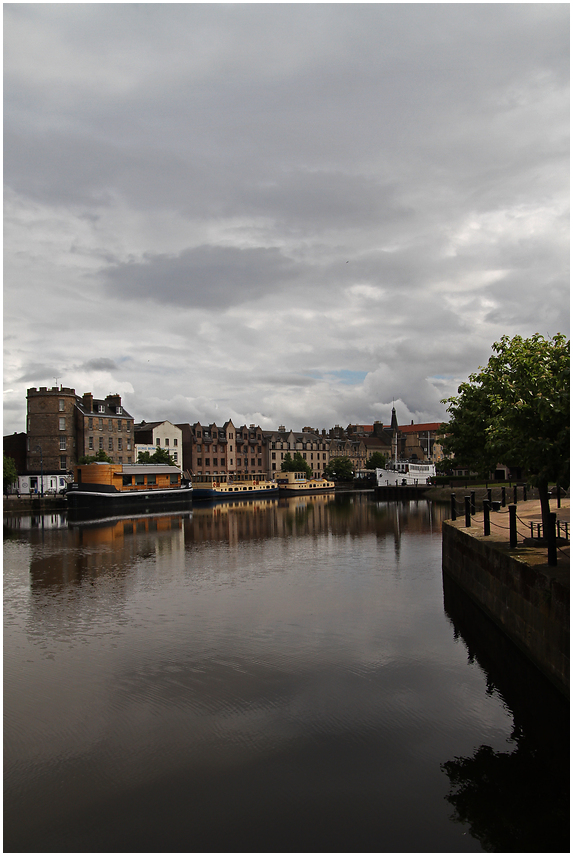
[88,437,133,452]
[86,417,131,432]
[122,474,179,486]
[270,452,328,461]
[156,438,178,446]
[196,458,262,467]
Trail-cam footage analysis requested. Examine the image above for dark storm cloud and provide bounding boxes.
[103,245,302,309]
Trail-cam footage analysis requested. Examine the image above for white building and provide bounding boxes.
[133,420,183,470]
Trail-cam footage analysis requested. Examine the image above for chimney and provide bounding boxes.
[83,392,93,412]
[105,394,122,407]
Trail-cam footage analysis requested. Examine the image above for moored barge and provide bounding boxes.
[65,462,193,510]
[275,471,335,495]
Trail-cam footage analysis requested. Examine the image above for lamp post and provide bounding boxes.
[35,445,44,497]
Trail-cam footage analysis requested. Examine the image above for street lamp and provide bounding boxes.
[35,445,44,497]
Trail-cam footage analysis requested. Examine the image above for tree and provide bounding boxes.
[281,452,312,479]
[4,453,18,494]
[78,450,114,464]
[365,452,388,470]
[442,333,569,524]
[138,448,177,466]
[325,456,354,481]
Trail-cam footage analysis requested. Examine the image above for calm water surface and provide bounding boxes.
[4,494,568,852]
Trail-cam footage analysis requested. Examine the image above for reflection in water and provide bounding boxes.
[4,496,567,852]
[441,574,569,853]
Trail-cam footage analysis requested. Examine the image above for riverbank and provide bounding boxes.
[442,499,569,696]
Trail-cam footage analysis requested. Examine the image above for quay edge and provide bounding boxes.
[442,515,569,697]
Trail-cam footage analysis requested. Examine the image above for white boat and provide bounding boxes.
[376,461,436,487]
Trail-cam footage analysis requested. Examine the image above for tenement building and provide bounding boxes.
[26,387,135,474]
[263,428,330,479]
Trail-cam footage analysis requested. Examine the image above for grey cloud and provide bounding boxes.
[78,358,118,372]
[16,363,63,384]
[103,245,302,309]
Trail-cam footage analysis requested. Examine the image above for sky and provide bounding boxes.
[3,3,570,436]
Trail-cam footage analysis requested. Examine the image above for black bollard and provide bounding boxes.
[509,505,517,549]
[483,500,490,536]
[487,488,492,504]
[470,491,476,515]
[547,512,557,567]
[501,486,506,507]
[465,496,471,527]
[513,484,518,505]
[523,484,527,501]
[450,493,456,521]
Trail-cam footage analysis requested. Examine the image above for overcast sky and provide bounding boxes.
[4,3,569,436]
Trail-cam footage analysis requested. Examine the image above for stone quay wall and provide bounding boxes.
[442,520,569,696]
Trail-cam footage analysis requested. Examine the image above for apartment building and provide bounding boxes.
[76,393,135,464]
[190,420,238,476]
[328,437,367,472]
[26,387,135,475]
[264,428,330,479]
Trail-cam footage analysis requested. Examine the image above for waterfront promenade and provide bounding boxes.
[442,497,569,696]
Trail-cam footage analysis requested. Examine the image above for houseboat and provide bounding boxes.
[275,471,335,495]
[376,461,436,487]
[65,462,193,510]
[191,473,279,501]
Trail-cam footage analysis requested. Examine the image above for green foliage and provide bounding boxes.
[325,456,354,480]
[281,452,312,479]
[442,334,569,518]
[365,451,388,470]
[138,447,177,466]
[78,450,114,464]
[3,453,18,491]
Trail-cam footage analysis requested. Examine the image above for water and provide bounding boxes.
[4,494,568,852]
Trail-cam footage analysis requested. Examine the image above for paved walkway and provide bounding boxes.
[448,497,570,579]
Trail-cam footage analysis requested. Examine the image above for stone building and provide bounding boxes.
[26,387,135,475]
[263,428,330,479]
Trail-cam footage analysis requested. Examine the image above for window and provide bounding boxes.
[127,441,131,451]
[99,437,104,450]
[173,452,177,462]
[170,474,178,484]
[258,459,262,467]
[108,438,113,451]
[126,423,130,433]
[59,417,66,430]
[59,399,65,411]
[147,475,156,485]
[88,417,93,429]
[251,458,255,467]
[205,458,210,466]
[230,459,233,465]
[60,437,67,450]
[122,475,132,486]
[135,475,145,485]
[98,404,105,413]
[118,420,122,431]
[116,406,122,415]
[118,438,122,451]
[197,458,202,466]
[88,437,94,450]
[60,456,66,470]
[165,439,169,446]
[173,438,177,446]
[272,452,276,460]
[99,418,103,430]
[213,458,218,466]
[108,419,113,431]
[156,438,161,446]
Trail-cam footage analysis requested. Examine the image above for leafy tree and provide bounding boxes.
[365,451,388,470]
[78,450,114,464]
[138,447,177,466]
[325,456,354,480]
[281,452,312,479]
[442,333,569,523]
[4,453,18,493]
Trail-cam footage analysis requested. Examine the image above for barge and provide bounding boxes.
[65,462,193,511]
[275,471,335,495]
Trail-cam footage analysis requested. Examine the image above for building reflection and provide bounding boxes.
[440,573,569,852]
[6,495,451,592]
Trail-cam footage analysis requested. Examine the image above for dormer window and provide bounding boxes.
[116,406,122,414]
[98,405,105,413]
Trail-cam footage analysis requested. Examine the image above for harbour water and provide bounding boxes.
[4,494,568,852]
